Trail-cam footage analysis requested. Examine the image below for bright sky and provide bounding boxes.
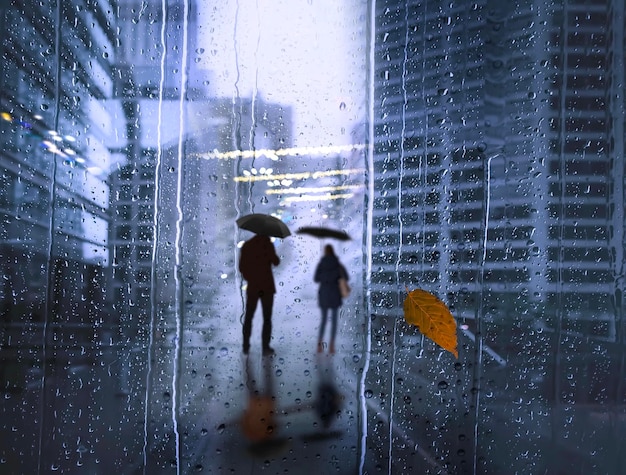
[195,0,369,149]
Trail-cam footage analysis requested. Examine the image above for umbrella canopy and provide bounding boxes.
[403,288,458,358]
[237,213,291,238]
[296,226,351,241]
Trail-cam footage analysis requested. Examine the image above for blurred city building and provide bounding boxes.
[0,0,119,382]
[0,0,122,470]
[367,0,624,471]
[371,0,623,336]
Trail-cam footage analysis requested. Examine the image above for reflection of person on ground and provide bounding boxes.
[239,234,280,356]
[314,354,342,429]
[314,244,348,354]
[240,358,276,442]
[240,358,289,456]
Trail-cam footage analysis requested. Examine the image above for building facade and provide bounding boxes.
[0,0,122,470]
[367,1,625,471]
[0,0,120,383]
[371,0,624,331]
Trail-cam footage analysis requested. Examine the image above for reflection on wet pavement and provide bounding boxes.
[2,276,625,474]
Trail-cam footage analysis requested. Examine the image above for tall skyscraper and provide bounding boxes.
[371,0,623,330]
[367,1,624,471]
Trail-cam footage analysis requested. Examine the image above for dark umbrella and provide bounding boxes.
[237,213,291,238]
[296,226,351,241]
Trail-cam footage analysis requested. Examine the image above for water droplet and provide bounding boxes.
[364,389,373,398]
[217,423,225,434]
[438,381,449,390]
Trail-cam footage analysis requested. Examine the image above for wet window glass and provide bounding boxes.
[1,0,624,473]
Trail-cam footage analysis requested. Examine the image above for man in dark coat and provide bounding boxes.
[314,244,348,354]
[239,234,280,355]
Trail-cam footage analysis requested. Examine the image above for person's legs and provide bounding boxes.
[243,291,260,353]
[329,307,339,353]
[260,291,274,352]
[318,307,329,352]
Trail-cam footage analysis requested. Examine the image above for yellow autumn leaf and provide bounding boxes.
[403,288,458,359]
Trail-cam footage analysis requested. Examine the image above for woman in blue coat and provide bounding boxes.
[314,244,348,354]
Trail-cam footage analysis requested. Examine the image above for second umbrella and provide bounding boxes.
[296,226,351,241]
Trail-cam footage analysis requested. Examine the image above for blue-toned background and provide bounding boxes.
[0,0,624,473]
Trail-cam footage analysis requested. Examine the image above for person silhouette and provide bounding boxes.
[314,244,348,354]
[239,234,280,355]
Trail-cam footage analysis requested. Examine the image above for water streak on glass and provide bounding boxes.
[387,1,411,469]
[395,0,409,285]
[144,0,169,469]
[249,0,261,156]
[359,0,377,471]
[37,2,63,472]
[471,153,496,471]
[232,0,251,217]
[171,1,191,471]
[232,0,247,325]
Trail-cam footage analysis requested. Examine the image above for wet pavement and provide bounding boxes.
[2,273,625,474]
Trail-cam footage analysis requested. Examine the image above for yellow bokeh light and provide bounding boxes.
[193,143,365,161]
[234,167,365,183]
